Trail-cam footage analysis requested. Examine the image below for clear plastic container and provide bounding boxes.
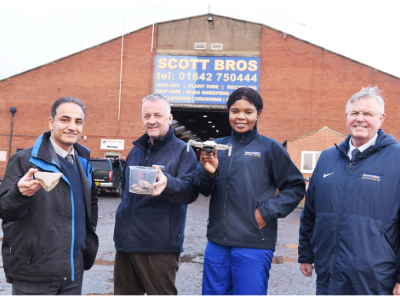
[129,166,157,194]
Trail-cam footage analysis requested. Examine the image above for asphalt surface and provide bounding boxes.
[0,193,316,295]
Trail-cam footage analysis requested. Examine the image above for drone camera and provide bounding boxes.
[203,141,217,153]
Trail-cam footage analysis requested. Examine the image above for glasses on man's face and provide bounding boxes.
[348,111,381,119]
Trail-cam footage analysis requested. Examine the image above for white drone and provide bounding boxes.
[187,140,232,156]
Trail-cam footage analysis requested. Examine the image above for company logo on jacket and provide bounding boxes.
[154,165,166,171]
[362,174,381,181]
[244,151,261,157]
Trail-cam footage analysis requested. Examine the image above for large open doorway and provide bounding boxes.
[171,108,231,143]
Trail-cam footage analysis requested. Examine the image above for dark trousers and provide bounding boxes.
[114,250,180,295]
[12,252,84,295]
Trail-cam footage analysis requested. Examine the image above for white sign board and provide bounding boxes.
[100,139,124,151]
[0,151,6,161]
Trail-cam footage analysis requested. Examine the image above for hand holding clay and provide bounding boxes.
[18,168,42,196]
[151,165,167,196]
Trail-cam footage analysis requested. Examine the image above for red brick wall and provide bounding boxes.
[257,26,400,144]
[0,26,157,175]
[286,128,346,207]
[287,128,346,178]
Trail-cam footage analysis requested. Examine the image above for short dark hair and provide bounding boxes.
[227,88,263,112]
[51,97,86,119]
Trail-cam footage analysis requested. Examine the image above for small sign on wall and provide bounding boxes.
[100,139,124,151]
[0,151,6,161]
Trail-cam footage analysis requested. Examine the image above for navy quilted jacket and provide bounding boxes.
[299,129,400,295]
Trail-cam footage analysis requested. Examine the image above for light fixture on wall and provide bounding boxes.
[9,106,16,160]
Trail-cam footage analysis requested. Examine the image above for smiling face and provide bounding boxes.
[229,99,261,133]
[346,97,385,148]
[49,102,85,152]
[142,99,172,144]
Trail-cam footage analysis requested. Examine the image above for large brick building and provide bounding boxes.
[1,14,399,176]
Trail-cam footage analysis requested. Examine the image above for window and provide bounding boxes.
[195,43,206,49]
[89,160,110,170]
[105,152,121,158]
[211,43,223,50]
[301,151,321,173]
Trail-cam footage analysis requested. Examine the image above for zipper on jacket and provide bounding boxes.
[126,151,149,250]
[223,149,235,244]
[9,246,11,254]
[331,157,352,292]
[240,134,244,143]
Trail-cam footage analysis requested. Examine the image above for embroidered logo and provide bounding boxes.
[362,174,381,181]
[244,151,261,157]
[323,173,334,178]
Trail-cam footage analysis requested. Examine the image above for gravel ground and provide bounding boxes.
[0,193,315,295]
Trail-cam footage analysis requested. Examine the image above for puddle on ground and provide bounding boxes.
[285,244,298,250]
[94,259,114,266]
[180,255,204,264]
[272,256,297,264]
[86,292,113,295]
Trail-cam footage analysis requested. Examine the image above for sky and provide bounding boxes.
[1,0,400,80]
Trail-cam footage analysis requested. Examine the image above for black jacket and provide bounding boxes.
[299,130,400,295]
[114,126,198,253]
[0,132,99,282]
[191,128,305,250]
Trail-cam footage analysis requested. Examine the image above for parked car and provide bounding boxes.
[89,158,125,196]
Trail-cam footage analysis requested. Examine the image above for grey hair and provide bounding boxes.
[51,97,86,119]
[346,85,385,114]
[142,94,171,115]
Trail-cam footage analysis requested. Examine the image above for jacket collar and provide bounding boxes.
[231,125,259,146]
[133,126,174,152]
[337,129,397,159]
[32,131,90,165]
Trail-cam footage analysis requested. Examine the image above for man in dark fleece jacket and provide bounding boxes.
[113,94,198,295]
[299,86,400,295]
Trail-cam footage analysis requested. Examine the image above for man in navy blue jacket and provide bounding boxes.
[299,86,400,295]
[113,94,198,295]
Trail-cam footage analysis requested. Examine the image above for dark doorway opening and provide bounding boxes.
[171,108,231,142]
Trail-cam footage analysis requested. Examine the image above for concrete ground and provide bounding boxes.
[0,194,315,295]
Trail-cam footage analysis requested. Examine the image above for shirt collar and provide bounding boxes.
[348,133,378,159]
[50,136,75,159]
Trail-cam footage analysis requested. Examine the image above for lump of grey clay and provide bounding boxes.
[130,182,154,194]
[138,180,152,189]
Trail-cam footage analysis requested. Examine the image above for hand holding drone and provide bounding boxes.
[187,140,232,156]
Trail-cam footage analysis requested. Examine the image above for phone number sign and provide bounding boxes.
[154,55,260,105]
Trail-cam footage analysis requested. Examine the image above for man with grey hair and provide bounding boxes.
[113,94,198,295]
[298,86,400,295]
